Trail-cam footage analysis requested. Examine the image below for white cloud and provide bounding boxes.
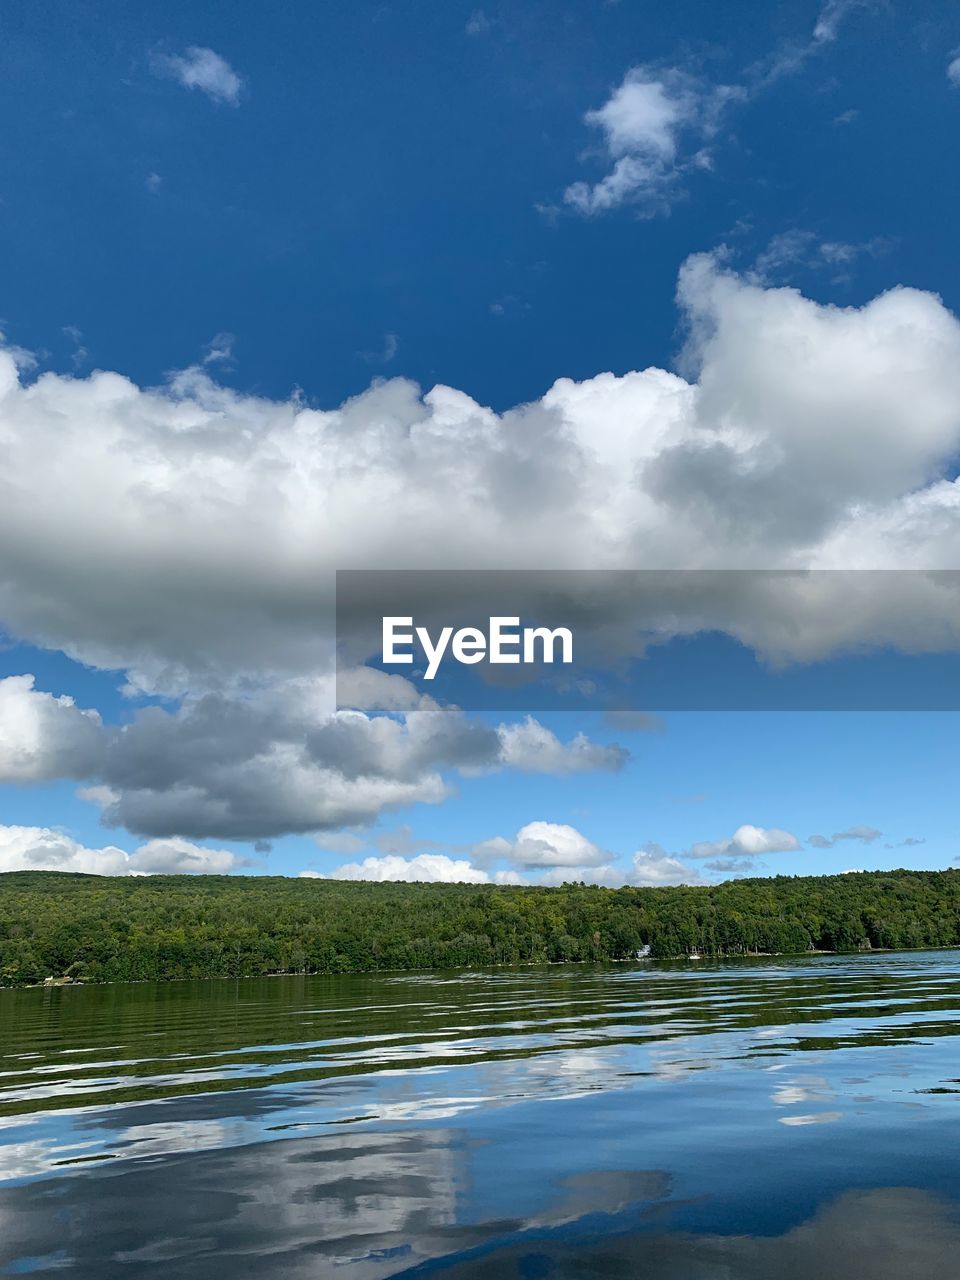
[813,0,868,43]
[564,4,876,217]
[808,825,882,848]
[377,826,442,855]
[563,68,736,216]
[360,332,399,365]
[6,259,960,839]
[492,868,527,885]
[62,325,88,371]
[0,675,102,781]
[948,51,960,87]
[74,687,478,839]
[309,823,712,888]
[0,817,709,887]
[749,230,893,284]
[529,839,706,887]
[312,831,367,855]
[687,824,801,860]
[0,674,620,840]
[2,257,960,699]
[154,47,244,106]
[400,821,623,885]
[0,825,243,875]
[467,835,514,865]
[497,718,627,774]
[203,332,235,367]
[504,820,611,868]
[327,853,490,884]
[537,862,623,886]
[125,837,245,874]
[630,844,705,885]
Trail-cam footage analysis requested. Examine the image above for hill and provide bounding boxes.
[2,867,960,987]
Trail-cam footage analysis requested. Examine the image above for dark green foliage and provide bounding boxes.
[1,868,958,987]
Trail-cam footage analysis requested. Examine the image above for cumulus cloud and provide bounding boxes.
[497,719,627,774]
[439,820,619,883]
[302,824,709,888]
[563,68,739,216]
[808,825,882,848]
[0,825,244,875]
[78,691,475,838]
[322,853,491,884]
[630,843,706,885]
[949,51,960,87]
[123,837,247,874]
[531,841,705,887]
[303,836,711,887]
[3,256,960,700]
[0,675,621,840]
[6,259,960,840]
[474,826,703,886]
[503,820,611,869]
[153,47,244,106]
[686,824,801,860]
[0,675,102,781]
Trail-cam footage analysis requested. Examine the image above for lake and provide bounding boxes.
[2,952,960,1277]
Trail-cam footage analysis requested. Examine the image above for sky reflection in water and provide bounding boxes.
[2,952,960,1277]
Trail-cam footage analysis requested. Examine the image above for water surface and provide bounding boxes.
[2,952,960,1276]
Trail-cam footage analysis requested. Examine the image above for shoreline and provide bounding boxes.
[9,942,958,994]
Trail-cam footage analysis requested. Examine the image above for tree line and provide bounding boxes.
[1,867,959,988]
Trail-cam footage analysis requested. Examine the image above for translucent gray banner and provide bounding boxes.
[335,570,960,711]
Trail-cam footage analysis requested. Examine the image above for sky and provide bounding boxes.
[2,0,960,888]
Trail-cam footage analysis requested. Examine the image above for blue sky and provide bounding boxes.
[3,0,959,409]
[2,0,960,886]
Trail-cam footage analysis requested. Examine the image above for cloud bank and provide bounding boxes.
[0,826,245,876]
[312,822,708,888]
[0,676,622,841]
[2,256,960,696]
[3,257,960,851]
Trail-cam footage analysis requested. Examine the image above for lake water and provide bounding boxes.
[2,952,960,1277]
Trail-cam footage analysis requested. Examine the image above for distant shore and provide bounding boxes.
[2,866,958,991]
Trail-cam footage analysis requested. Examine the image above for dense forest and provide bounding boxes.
[2,868,960,988]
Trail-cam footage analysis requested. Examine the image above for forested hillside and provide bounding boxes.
[2,868,959,988]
